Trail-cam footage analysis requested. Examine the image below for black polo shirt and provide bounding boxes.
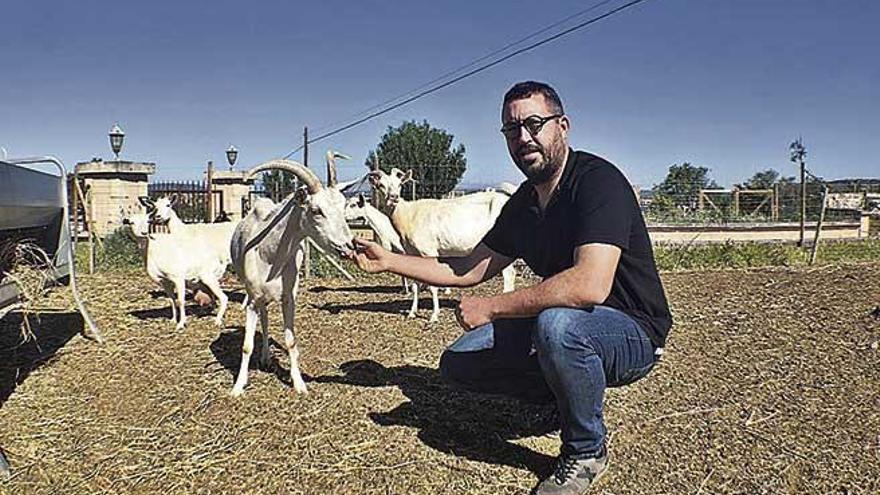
[482,149,672,348]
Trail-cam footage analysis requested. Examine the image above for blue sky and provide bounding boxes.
[2,0,877,189]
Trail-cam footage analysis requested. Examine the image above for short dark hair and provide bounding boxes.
[502,81,564,115]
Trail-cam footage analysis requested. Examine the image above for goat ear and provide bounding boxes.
[357,193,366,208]
[368,172,380,186]
[294,186,309,205]
[138,196,154,208]
[403,169,414,183]
[336,177,360,193]
[169,194,179,206]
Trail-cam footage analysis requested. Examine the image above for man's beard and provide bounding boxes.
[514,140,565,185]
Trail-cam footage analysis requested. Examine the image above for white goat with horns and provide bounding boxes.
[367,166,516,322]
[229,152,356,396]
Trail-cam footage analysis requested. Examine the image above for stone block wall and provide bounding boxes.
[75,159,155,237]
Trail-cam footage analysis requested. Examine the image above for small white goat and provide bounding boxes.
[121,208,229,330]
[344,193,413,295]
[368,168,516,322]
[344,193,405,253]
[140,195,238,268]
[229,154,356,396]
[141,196,239,319]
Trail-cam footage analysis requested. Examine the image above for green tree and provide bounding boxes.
[736,169,795,189]
[651,162,719,211]
[365,120,466,199]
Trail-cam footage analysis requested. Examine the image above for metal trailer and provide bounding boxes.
[0,155,102,477]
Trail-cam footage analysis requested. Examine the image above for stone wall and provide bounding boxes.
[210,170,254,221]
[75,160,155,237]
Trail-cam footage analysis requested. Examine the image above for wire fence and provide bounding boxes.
[637,181,880,226]
[148,180,224,223]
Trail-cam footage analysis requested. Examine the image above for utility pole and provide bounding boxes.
[371,153,380,207]
[790,138,807,247]
[303,126,311,279]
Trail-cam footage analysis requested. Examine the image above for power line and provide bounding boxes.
[282,0,652,159]
[307,0,618,137]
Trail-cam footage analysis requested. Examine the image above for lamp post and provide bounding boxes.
[109,123,125,161]
[226,145,238,170]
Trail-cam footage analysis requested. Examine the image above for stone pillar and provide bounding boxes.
[210,170,255,221]
[74,159,155,237]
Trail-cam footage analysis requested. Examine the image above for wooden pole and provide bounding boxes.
[371,154,380,208]
[799,158,806,247]
[809,186,829,265]
[206,160,214,222]
[733,189,740,218]
[303,126,309,173]
[772,183,779,221]
[81,183,95,274]
[72,172,79,252]
[303,126,311,279]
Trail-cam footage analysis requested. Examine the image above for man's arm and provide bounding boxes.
[456,243,620,330]
[352,238,514,288]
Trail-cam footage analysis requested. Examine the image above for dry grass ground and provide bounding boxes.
[1,262,879,494]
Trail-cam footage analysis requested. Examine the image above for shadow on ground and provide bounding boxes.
[314,359,557,477]
[311,298,457,316]
[208,327,297,388]
[309,284,408,295]
[0,310,83,407]
[129,300,221,321]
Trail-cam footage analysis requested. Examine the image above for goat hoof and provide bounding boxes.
[292,384,309,395]
[230,386,245,397]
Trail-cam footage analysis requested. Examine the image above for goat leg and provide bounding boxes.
[231,302,259,397]
[174,276,187,330]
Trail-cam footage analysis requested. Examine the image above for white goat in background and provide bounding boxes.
[120,208,229,330]
[344,193,405,253]
[344,193,414,295]
[368,167,516,322]
[140,196,240,307]
[229,154,356,396]
[139,195,238,267]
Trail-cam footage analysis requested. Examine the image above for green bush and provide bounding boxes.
[75,229,142,272]
[654,239,880,271]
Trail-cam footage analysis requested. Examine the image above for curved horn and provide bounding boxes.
[325,150,338,188]
[325,150,351,188]
[244,159,322,194]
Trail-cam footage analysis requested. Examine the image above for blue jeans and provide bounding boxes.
[439,306,658,457]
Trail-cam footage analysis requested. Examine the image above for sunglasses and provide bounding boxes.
[500,114,563,139]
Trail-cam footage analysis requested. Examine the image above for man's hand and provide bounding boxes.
[455,295,495,331]
[350,238,392,273]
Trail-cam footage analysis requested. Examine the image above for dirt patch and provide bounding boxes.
[1,263,879,494]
